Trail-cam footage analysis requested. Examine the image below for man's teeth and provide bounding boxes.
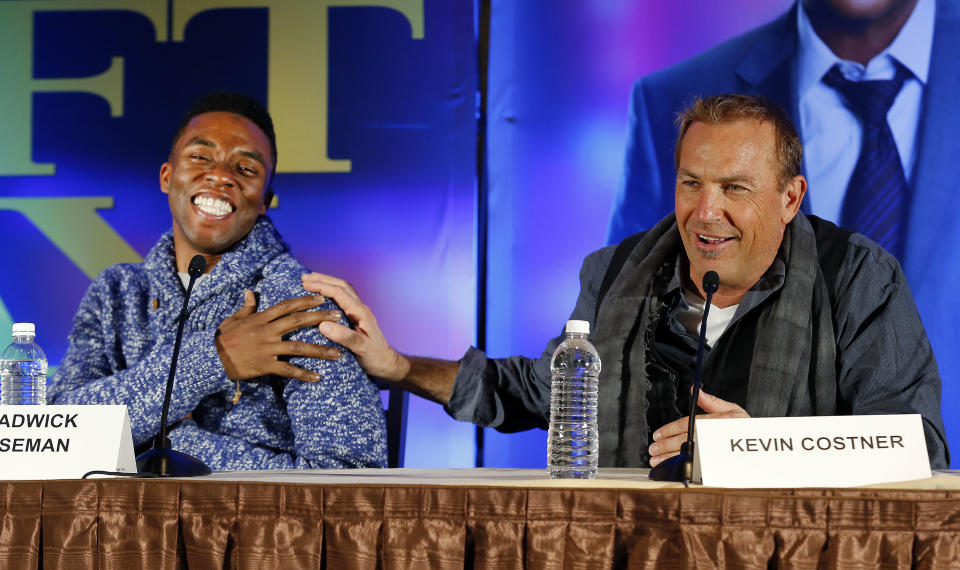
[193,195,233,216]
[698,234,729,244]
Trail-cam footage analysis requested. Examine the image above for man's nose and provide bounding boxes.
[205,163,236,187]
[695,189,723,221]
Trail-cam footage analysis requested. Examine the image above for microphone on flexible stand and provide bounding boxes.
[649,270,720,486]
[136,254,212,477]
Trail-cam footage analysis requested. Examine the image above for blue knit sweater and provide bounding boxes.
[49,216,387,469]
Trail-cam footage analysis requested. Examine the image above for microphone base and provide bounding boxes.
[136,447,212,477]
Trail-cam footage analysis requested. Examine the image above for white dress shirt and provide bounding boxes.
[796,0,934,222]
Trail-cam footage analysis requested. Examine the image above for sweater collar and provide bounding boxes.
[144,215,288,305]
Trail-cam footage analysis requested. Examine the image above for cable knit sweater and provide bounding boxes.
[49,216,387,469]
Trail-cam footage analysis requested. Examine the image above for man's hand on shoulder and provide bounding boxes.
[648,390,749,467]
[301,273,410,381]
[215,289,343,382]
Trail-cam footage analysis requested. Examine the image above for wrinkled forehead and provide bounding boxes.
[680,120,777,164]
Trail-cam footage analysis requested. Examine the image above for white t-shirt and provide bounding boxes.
[677,287,737,348]
[177,272,208,291]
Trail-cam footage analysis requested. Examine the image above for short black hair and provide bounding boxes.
[170,91,278,175]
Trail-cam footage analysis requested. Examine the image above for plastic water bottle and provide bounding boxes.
[547,319,600,478]
[0,323,48,405]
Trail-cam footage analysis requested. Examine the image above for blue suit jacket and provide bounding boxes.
[607,1,960,463]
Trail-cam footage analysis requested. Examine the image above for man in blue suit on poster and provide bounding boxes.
[606,0,959,463]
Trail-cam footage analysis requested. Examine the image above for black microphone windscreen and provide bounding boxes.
[188,255,206,278]
[703,271,720,295]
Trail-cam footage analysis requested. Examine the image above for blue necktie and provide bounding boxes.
[822,64,910,260]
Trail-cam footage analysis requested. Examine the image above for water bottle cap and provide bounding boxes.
[564,320,589,334]
[12,323,35,336]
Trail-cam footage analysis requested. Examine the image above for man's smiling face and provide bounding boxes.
[674,119,803,301]
[160,111,273,269]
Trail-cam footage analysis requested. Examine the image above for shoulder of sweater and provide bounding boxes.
[250,252,328,306]
[260,250,306,273]
[88,261,150,292]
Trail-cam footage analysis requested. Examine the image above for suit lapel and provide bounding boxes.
[734,5,799,115]
[734,5,807,212]
[903,0,960,280]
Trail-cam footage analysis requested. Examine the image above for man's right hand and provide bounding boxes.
[215,290,343,382]
[300,273,411,381]
[648,389,749,467]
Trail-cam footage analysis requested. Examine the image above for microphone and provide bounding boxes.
[136,254,212,476]
[649,270,719,485]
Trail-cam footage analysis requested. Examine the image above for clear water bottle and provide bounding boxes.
[0,323,48,405]
[547,319,600,479]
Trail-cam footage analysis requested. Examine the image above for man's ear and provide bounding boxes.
[261,187,274,214]
[780,174,806,224]
[160,162,172,195]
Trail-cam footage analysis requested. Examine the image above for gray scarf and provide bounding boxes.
[593,214,837,467]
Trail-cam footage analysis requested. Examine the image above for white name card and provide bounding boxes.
[694,414,930,488]
[0,405,135,480]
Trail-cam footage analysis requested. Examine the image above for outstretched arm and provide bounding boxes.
[301,272,456,405]
[302,243,617,432]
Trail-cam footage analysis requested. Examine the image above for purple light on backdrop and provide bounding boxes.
[482,0,794,467]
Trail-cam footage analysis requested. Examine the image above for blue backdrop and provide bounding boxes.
[481,0,957,468]
[1,0,954,468]
[0,0,477,468]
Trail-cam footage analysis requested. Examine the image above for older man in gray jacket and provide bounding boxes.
[305,94,949,469]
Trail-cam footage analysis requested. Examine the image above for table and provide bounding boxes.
[3,468,960,568]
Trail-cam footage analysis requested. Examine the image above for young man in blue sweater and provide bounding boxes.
[49,92,387,470]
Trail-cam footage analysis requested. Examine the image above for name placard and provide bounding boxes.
[694,414,930,488]
[0,405,135,479]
